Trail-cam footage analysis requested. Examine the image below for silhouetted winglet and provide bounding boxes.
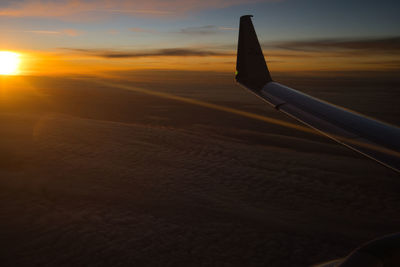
[235,15,272,92]
[235,15,400,173]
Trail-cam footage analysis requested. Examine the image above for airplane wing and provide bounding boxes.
[235,15,400,173]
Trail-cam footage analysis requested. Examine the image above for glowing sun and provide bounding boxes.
[0,51,21,75]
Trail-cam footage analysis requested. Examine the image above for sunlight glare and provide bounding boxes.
[0,51,21,75]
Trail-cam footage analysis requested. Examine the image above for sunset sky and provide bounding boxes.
[1,0,399,75]
[1,3,400,265]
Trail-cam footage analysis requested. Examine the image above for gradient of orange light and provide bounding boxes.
[15,49,400,76]
[17,52,236,75]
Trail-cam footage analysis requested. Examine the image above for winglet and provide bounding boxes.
[235,15,272,91]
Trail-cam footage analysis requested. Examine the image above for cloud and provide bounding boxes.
[130,27,158,34]
[24,30,60,35]
[62,47,234,58]
[62,29,83,36]
[179,25,238,35]
[13,29,83,36]
[179,25,220,35]
[218,27,238,31]
[0,0,278,19]
[109,9,172,15]
[264,37,400,55]
[360,59,400,67]
[107,29,120,35]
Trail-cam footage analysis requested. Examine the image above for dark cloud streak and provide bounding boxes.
[178,25,237,35]
[62,48,234,58]
[264,36,400,54]
[179,25,219,35]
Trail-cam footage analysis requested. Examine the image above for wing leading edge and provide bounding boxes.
[235,15,400,173]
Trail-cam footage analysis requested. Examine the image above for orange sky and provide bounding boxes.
[10,48,398,77]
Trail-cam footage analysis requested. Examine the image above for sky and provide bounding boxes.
[0,0,399,75]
